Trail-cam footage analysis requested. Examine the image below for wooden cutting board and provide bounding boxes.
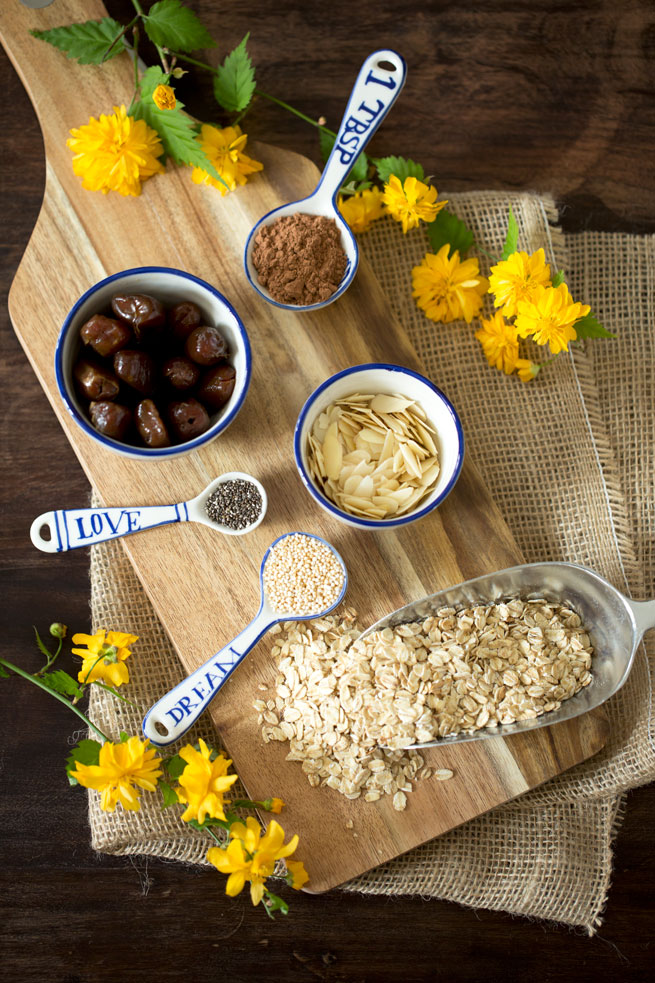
[3,0,608,892]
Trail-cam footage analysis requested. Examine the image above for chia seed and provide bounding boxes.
[205,479,263,531]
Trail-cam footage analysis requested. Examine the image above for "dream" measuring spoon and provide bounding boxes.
[29,471,267,552]
[142,532,347,748]
[244,49,407,311]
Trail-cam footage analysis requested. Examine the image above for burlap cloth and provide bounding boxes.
[86,193,654,934]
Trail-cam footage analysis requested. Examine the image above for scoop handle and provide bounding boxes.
[30,504,188,552]
[627,597,655,640]
[314,49,407,208]
[142,608,275,748]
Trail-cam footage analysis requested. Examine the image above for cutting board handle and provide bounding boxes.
[1,0,132,155]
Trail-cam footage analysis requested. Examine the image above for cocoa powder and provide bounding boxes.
[251,213,348,306]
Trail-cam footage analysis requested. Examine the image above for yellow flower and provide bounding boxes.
[153,84,176,110]
[286,859,309,890]
[516,358,541,382]
[474,311,520,374]
[70,736,162,812]
[207,817,300,906]
[515,283,590,354]
[191,124,263,195]
[412,245,489,323]
[176,739,238,824]
[73,629,137,687]
[337,186,386,233]
[382,175,445,234]
[488,248,552,318]
[67,105,164,197]
[267,797,285,814]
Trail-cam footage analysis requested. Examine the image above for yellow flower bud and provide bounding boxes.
[153,84,176,111]
[49,622,67,639]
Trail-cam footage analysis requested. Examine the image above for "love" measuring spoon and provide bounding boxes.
[29,471,267,552]
[244,49,407,311]
[142,532,347,747]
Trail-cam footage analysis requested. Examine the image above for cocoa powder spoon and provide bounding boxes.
[244,49,407,311]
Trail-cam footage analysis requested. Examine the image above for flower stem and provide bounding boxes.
[254,89,337,137]
[474,242,499,263]
[102,15,138,62]
[161,49,338,138]
[0,659,110,742]
[129,0,170,73]
[90,681,139,708]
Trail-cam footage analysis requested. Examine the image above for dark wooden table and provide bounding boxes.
[2,2,653,980]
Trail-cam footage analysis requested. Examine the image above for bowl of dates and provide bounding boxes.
[55,268,251,459]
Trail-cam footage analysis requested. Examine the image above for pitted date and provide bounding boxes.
[169,301,202,342]
[136,400,171,448]
[162,356,200,391]
[185,326,228,365]
[168,398,210,440]
[197,364,236,409]
[74,359,120,401]
[89,401,132,440]
[81,315,132,356]
[111,293,166,341]
[114,350,156,395]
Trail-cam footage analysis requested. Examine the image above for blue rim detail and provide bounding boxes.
[293,363,465,528]
[55,267,252,458]
[53,510,63,553]
[243,50,407,313]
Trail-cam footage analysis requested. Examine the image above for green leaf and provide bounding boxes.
[133,67,224,185]
[573,313,616,340]
[552,270,565,287]
[426,208,474,258]
[31,19,124,65]
[159,780,180,808]
[264,890,289,918]
[0,663,10,679]
[188,816,230,831]
[373,155,425,185]
[164,753,186,779]
[318,129,368,187]
[66,738,102,786]
[500,206,519,261]
[40,670,84,699]
[33,626,52,662]
[144,0,215,52]
[119,731,130,743]
[212,34,256,114]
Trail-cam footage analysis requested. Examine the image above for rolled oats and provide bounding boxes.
[254,599,593,812]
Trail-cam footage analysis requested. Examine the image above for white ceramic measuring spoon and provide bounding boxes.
[142,532,348,748]
[244,48,407,311]
[29,471,267,553]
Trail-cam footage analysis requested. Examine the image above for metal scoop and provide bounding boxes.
[244,49,407,311]
[359,561,655,750]
[143,532,348,748]
[29,471,267,552]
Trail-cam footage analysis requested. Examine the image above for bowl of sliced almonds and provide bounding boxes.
[294,363,464,529]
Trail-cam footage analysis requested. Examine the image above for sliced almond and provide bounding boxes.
[369,394,415,414]
[323,422,342,481]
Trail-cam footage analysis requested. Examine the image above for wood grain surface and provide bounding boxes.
[1,0,610,893]
[1,0,653,979]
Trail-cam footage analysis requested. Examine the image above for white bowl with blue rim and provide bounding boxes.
[294,363,464,530]
[243,49,407,312]
[55,267,251,460]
